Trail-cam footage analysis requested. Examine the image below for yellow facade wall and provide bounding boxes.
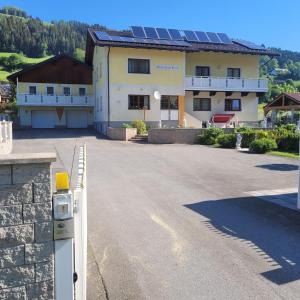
[18,82,93,95]
[186,52,260,78]
[109,47,185,86]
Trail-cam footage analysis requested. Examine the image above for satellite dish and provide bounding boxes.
[154,91,161,101]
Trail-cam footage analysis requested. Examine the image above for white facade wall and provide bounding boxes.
[185,91,258,126]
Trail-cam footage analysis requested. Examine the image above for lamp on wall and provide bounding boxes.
[154,91,162,128]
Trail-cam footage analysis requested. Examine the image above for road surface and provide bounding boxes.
[14,129,300,300]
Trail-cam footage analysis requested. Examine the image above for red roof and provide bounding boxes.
[284,93,300,103]
[212,114,235,123]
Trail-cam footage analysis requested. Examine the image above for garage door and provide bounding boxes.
[67,111,88,128]
[32,111,56,128]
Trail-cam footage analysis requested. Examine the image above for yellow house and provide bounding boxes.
[85,27,278,133]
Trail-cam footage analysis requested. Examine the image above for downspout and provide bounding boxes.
[107,47,111,131]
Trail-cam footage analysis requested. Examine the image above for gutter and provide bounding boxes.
[107,47,111,131]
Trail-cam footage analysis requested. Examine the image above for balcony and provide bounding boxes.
[16,94,94,107]
[185,76,268,92]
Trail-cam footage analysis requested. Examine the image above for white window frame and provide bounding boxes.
[28,85,37,95]
[78,87,86,96]
[46,85,55,96]
[62,85,71,96]
[127,57,151,75]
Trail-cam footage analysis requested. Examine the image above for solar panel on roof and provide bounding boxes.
[131,26,146,38]
[206,32,222,43]
[183,30,198,42]
[233,39,265,50]
[156,28,171,40]
[94,32,191,47]
[195,31,210,43]
[144,27,158,39]
[217,33,232,44]
[94,31,111,41]
[168,29,183,40]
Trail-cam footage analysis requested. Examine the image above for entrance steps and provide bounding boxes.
[129,134,148,143]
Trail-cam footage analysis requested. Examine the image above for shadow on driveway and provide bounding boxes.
[185,196,300,285]
[13,128,106,140]
[256,164,298,172]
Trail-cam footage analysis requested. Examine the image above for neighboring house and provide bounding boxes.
[86,27,278,133]
[8,55,93,128]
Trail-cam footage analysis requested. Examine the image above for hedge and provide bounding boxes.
[249,138,277,154]
[217,134,236,148]
[197,127,223,145]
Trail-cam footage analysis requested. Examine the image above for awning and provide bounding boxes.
[212,114,235,123]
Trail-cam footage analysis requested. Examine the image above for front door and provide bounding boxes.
[160,96,179,121]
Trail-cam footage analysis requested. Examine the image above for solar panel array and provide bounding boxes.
[131,26,233,44]
[94,31,191,47]
[233,39,265,50]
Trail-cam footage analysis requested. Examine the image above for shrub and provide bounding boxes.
[240,130,256,148]
[249,138,277,154]
[122,123,132,129]
[217,134,236,148]
[132,119,147,134]
[197,127,223,145]
[276,133,299,152]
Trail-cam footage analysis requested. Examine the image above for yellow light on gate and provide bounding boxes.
[55,172,69,191]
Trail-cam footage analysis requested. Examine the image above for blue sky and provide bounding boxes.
[1,0,299,51]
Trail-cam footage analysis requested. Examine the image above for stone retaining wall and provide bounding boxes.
[107,127,137,141]
[0,153,56,299]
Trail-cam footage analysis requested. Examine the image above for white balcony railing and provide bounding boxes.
[16,94,94,106]
[185,76,268,92]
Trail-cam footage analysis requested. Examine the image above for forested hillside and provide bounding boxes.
[1,5,300,103]
[0,6,107,57]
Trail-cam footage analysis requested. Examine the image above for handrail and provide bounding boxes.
[185,75,266,81]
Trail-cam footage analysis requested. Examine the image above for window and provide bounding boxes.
[79,88,86,96]
[128,95,150,110]
[128,59,150,74]
[29,86,36,95]
[63,87,71,96]
[195,66,210,77]
[227,68,241,78]
[46,86,54,95]
[225,99,241,111]
[193,98,211,111]
[160,96,178,110]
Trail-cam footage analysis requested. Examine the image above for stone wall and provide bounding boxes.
[0,153,56,299]
[107,127,137,141]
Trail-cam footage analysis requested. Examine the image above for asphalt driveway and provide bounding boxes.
[13,129,300,300]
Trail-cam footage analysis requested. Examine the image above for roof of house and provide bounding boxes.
[264,93,300,112]
[8,54,93,84]
[85,27,279,64]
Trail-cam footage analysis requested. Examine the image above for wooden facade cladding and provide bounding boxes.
[8,54,93,84]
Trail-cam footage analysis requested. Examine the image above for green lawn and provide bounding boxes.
[0,68,11,82]
[0,52,52,82]
[294,80,300,89]
[268,151,299,159]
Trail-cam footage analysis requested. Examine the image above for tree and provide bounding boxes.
[73,48,85,62]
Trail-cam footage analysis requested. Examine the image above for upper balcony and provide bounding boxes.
[185,76,268,93]
[16,94,94,107]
